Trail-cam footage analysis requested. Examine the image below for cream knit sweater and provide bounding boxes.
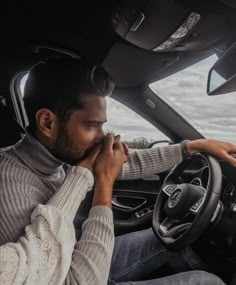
[0,133,182,284]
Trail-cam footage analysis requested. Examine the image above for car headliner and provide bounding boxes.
[0,0,236,89]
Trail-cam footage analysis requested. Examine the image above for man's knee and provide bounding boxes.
[188,270,225,285]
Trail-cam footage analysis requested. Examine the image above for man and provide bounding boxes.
[0,133,126,285]
[0,58,234,284]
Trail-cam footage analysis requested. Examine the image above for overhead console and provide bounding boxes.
[112,0,230,52]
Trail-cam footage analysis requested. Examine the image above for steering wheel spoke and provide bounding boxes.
[159,217,192,238]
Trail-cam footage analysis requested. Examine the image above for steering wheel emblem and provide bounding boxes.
[168,189,182,208]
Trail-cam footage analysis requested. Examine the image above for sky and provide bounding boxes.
[21,55,236,143]
[105,54,236,143]
[150,55,236,144]
[104,97,168,142]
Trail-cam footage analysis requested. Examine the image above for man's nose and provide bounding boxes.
[94,128,105,143]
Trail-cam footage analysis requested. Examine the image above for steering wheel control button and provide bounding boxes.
[190,196,205,213]
[135,205,154,218]
[168,190,182,208]
[231,203,236,213]
[163,184,177,195]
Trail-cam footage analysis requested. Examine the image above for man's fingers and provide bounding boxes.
[229,143,236,154]
[122,143,129,156]
[222,142,236,166]
[108,134,127,152]
[112,134,123,150]
[103,133,125,153]
[224,152,236,167]
[91,143,102,155]
[87,144,102,161]
[103,133,114,152]
[114,135,121,143]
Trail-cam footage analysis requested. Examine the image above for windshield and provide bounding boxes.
[150,55,236,144]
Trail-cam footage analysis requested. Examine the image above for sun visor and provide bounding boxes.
[112,0,199,51]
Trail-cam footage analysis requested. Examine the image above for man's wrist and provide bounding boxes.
[180,140,191,159]
[92,179,113,208]
[186,139,206,155]
[92,199,112,208]
[95,174,115,186]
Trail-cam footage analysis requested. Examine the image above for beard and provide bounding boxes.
[50,125,92,166]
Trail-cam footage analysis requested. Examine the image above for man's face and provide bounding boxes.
[51,95,107,165]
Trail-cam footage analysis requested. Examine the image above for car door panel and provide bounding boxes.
[112,173,167,235]
[75,172,168,236]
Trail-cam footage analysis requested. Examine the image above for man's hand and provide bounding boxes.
[94,134,127,183]
[78,144,102,175]
[122,143,129,156]
[188,139,236,166]
[93,134,127,207]
[78,135,128,175]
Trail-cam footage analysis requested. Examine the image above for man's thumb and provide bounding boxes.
[88,144,102,163]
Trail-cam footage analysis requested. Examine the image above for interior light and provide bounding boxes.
[153,12,201,51]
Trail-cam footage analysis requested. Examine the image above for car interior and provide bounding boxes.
[1,1,236,284]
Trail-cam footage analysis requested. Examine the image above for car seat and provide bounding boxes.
[0,96,24,148]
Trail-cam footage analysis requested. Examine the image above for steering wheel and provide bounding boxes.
[152,154,222,251]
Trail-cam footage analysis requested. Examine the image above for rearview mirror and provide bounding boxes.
[207,43,236,95]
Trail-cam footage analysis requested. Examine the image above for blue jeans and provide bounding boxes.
[108,228,225,285]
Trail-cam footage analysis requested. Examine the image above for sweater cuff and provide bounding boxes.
[173,144,183,164]
[49,167,94,222]
[89,206,113,223]
[70,166,94,188]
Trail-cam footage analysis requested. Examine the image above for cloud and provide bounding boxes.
[104,97,167,141]
[150,55,236,143]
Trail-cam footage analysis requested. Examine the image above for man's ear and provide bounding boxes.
[35,108,57,138]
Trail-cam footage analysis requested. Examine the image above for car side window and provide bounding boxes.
[104,97,170,149]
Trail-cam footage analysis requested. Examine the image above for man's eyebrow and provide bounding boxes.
[84,120,107,124]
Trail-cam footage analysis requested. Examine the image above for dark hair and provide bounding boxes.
[23,58,115,133]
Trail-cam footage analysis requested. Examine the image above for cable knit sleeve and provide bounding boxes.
[55,167,115,285]
[0,204,76,285]
[117,144,183,180]
[50,166,115,285]
[66,206,114,285]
